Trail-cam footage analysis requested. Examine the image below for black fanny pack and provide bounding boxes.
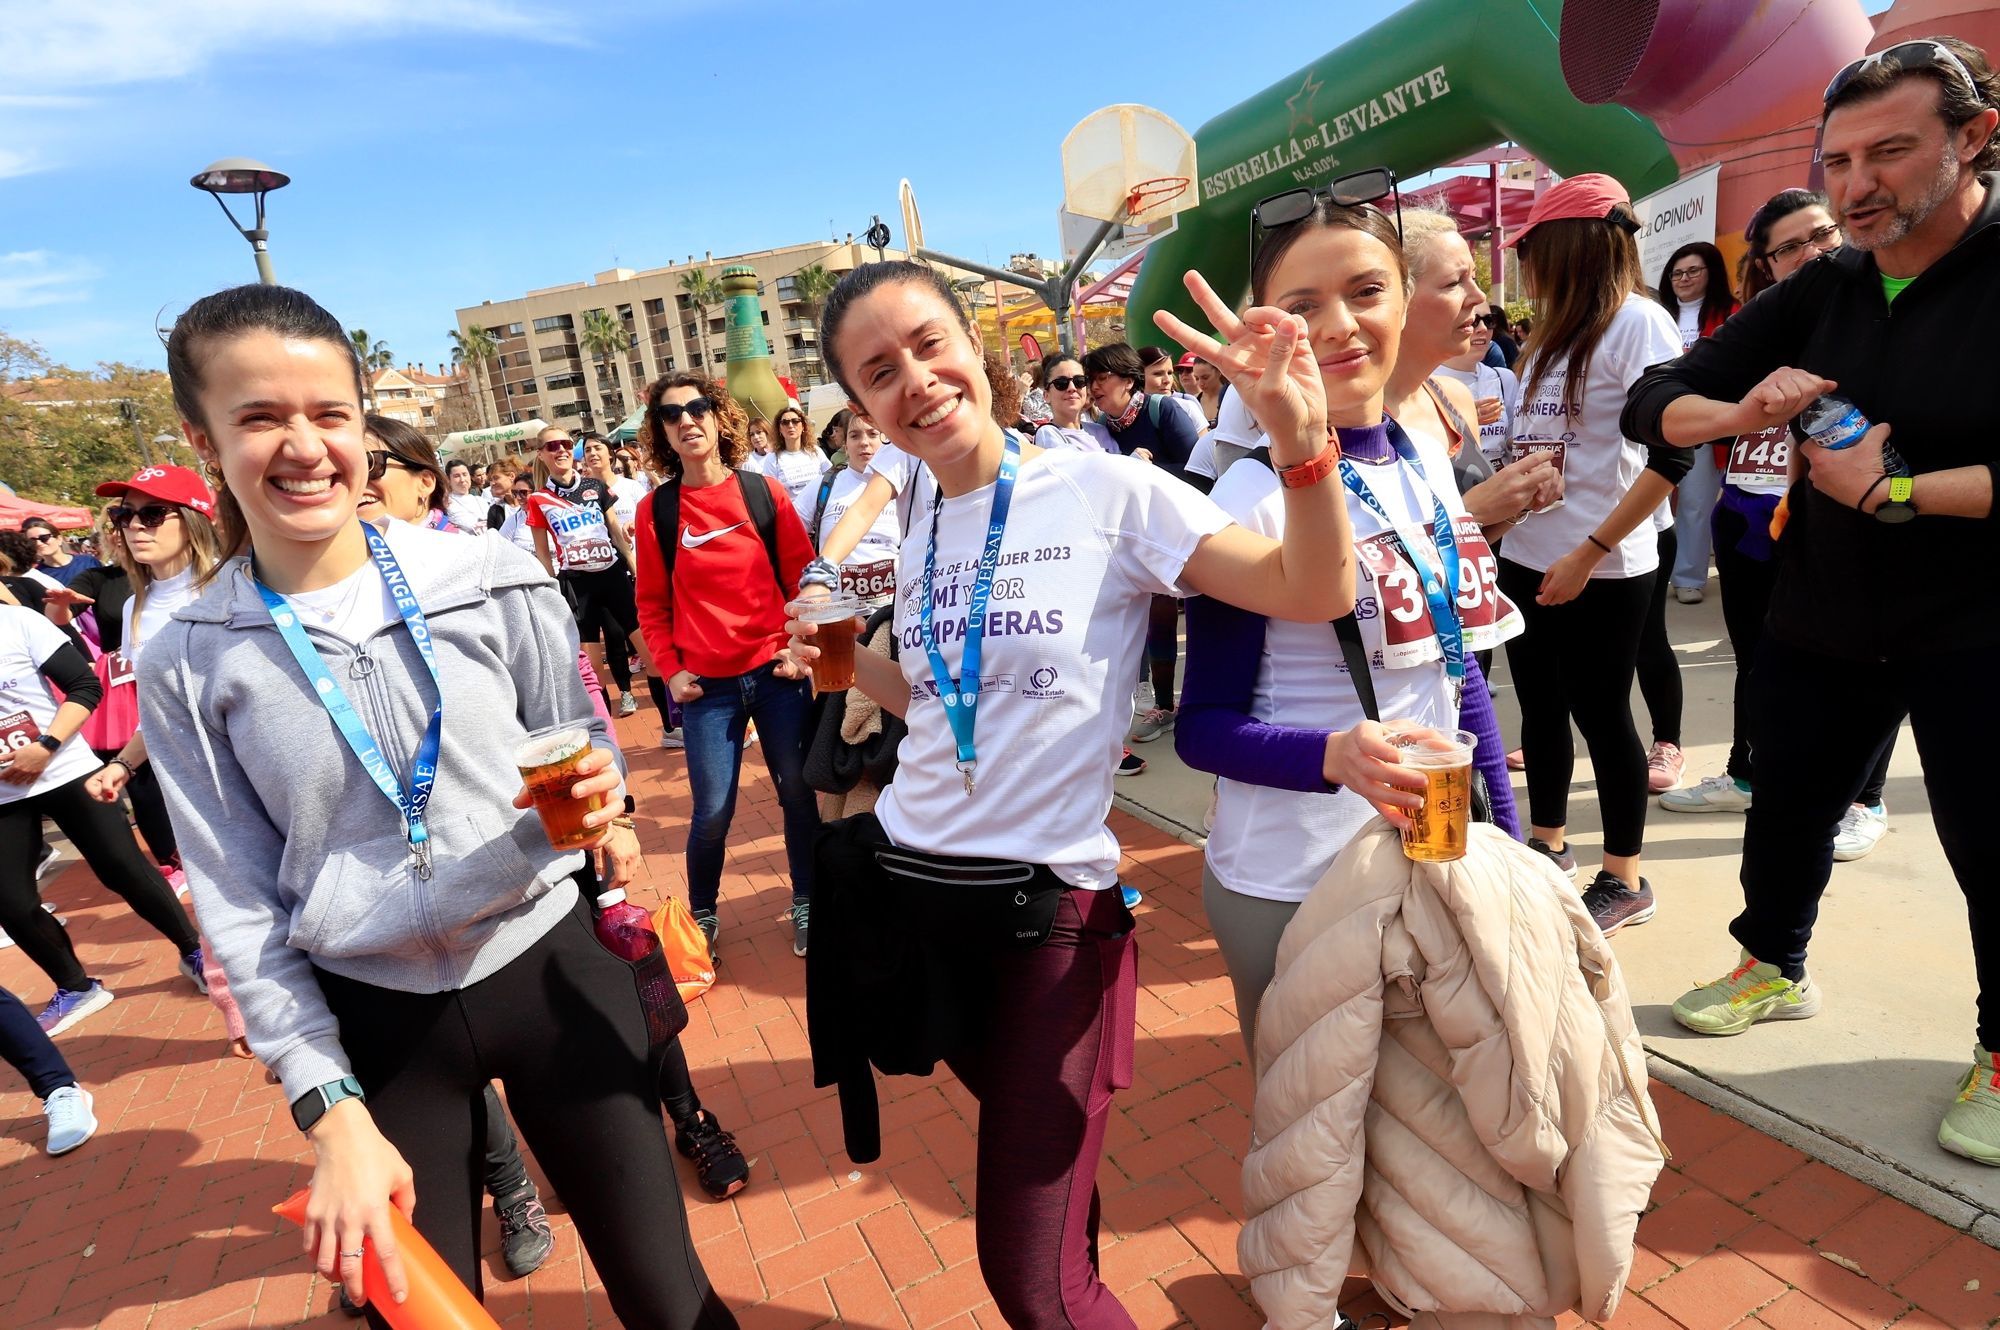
[872,846,1068,950]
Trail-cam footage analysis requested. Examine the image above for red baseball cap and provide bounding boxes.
[95,464,216,516]
[1505,173,1636,249]
[1176,351,1199,370]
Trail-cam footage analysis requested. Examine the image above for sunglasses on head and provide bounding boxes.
[656,396,714,425]
[1252,166,1404,250]
[108,503,179,531]
[1045,375,1089,392]
[366,449,430,481]
[1824,39,1980,106]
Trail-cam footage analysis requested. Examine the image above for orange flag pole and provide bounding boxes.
[274,1189,501,1330]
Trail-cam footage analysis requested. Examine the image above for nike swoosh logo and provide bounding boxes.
[681,522,745,549]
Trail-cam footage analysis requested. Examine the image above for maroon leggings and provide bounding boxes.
[945,887,1138,1330]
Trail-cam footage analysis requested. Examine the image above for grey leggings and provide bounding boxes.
[1201,863,1303,1057]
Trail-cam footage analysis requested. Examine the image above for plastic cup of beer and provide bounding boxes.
[516,725,606,852]
[1391,728,1479,863]
[798,594,866,692]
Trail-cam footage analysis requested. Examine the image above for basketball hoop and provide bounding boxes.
[1062,104,1199,226]
[1125,176,1191,222]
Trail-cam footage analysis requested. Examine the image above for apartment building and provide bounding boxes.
[451,238,910,434]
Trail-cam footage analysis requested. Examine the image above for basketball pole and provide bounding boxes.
[917,212,1115,357]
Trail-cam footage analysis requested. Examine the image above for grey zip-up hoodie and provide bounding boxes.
[139,521,625,1103]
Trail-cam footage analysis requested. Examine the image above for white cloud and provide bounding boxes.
[8,1,582,91]
[0,252,101,311]
[0,148,42,180]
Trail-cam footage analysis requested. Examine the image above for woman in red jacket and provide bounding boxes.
[634,372,821,961]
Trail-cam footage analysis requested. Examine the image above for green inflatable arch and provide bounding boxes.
[1124,0,1680,341]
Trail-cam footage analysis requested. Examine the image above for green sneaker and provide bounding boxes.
[1671,949,1820,1035]
[1940,1045,2000,1166]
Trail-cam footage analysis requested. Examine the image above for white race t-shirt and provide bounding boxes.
[1432,362,1521,468]
[498,506,539,555]
[1498,293,1684,579]
[762,448,831,503]
[445,492,490,535]
[606,476,649,531]
[1675,298,1702,351]
[1033,422,1116,454]
[1203,437,1520,902]
[278,555,400,645]
[796,466,902,604]
[0,606,103,803]
[875,449,1230,888]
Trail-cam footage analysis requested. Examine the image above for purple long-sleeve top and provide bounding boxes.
[1175,421,1520,838]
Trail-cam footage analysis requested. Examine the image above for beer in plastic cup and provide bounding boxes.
[1392,728,1479,863]
[798,594,865,692]
[515,725,605,852]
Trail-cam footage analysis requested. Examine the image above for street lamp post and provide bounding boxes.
[154,432,179,466]
[189,157,290,285]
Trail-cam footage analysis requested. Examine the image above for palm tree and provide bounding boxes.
[792,263,839,332]
[678,269,718,366]
[348,328,393,407]
[448,324,500,429]
[579,308,632,423]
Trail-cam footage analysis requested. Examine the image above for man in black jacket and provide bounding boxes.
[1621,36,2000,1167]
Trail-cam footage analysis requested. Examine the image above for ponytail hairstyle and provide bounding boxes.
[164,285,364,583]
[818,260,1016,434]
[639,371,749,480]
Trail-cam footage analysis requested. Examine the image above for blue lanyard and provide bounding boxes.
[255,523,445,879]
[919,436,1021,796]
[1340,422,1465,703]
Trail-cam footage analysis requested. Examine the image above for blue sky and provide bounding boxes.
[3,0,1896,376]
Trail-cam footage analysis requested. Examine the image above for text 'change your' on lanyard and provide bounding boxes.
[256,521,444,879]
[920,436,1021,796]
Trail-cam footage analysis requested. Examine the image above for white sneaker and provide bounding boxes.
[43,1085,97,1156]
[659,731,685,750]
[1660,772,1753,814]
[1674,585,1705,604]
[618,692,639,717]
[1833,802,1888,862]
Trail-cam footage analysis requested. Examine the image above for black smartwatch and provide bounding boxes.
[35,734,60,753]
[291,1076,366,1131]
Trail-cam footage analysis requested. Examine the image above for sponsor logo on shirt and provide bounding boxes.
[1023,666,1064,700]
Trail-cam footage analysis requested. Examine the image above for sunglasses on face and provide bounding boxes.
[512,487,532,497]
[1765,222,1843,263]
[1471,313,1498,328]
[108,504,179,531]
[656,396,715,425]
[1824,39,1979,106]
[366,449,430,480]
[1251,166,1404,246]
[1045,375,1088,392]
[541,439,573,453]
[32,531,58,544]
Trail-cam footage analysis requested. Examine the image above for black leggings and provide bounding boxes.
[93,748,178,867]
[1498,558,1655,857]
[315,898,735,1330]
[0,773,198,993]
[1143,595,1179,710]
[1636,526,1684,747]
[1714,506,1896,800]
[567,568,641,694]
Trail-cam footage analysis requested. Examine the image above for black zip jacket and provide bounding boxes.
[1623,172,2000,662]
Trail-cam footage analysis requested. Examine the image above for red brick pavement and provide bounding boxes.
[2,712,1996,1329]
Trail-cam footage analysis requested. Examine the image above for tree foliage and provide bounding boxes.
[0,339,183,505]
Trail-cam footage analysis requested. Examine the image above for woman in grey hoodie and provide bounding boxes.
[140,285,737,1330]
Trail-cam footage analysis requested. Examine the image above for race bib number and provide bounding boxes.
[104,651,136,688]
[1449,517,1523,650]
[1355,532,1439,670]
[0,709,44,753]
[1725,425,1791,495]
[548,504,618,573]
[841,558,897,603]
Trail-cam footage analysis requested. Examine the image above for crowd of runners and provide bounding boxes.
[0,33,1996,1330]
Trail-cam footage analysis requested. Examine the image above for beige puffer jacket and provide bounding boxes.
[1240,822,1667,1330]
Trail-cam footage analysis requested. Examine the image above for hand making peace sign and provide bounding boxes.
[1152,270,1330,462]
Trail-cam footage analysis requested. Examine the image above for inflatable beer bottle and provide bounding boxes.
[719,265,792,427]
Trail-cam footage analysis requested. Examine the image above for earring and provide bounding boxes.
[203,462,225,488]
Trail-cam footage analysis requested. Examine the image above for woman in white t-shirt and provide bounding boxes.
[1179,185,1527,1054]
[1030,355,1117,455]
[0,530,205,1037]
[759,403,830,502]
[582,436,650,532]
[796,410,902,607]
[788,258,1358,1329]
[1497,174,1695,935]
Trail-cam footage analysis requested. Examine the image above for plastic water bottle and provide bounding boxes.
[1797,395,1908,475]
[594,888,680,1050]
